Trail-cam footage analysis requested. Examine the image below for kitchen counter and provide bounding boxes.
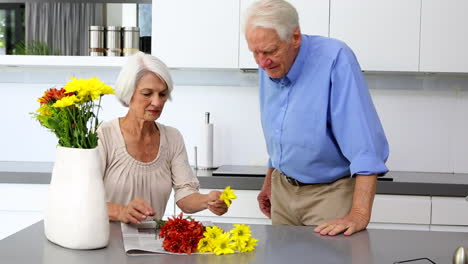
[1,220,468,264]
[1,161,468,196]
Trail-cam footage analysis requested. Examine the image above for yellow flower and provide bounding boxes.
[64,77,114,102]
[230,224,251,243]
[197,237,213,253]
[204,226,224,246]
[239,237,258,253]
[36,105,52,116]
[212,232,235,255]
[220,186,237,207]
[53,95,78,108]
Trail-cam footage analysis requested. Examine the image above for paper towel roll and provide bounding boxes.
[198,123,214,169]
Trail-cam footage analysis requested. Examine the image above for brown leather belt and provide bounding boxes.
[283,174,311,186]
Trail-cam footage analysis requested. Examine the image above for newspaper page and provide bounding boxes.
[121,220,212,256]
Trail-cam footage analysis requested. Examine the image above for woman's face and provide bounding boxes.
[129,72,169,122]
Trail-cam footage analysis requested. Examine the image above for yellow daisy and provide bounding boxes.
[53,95,78,108]
[240,237,258,253]
[220,186,237,207]
[197,237,213,253]
[212,232,235,255]
[230,224,251,243]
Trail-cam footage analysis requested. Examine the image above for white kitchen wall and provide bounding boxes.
[1,69,468,173]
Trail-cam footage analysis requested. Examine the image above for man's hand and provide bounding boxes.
[315,175,377,236]
[207,190,228,216]
[314,210,369,236]
[257,189,272,218]
[258,168,273,218]
[118,197,155,225]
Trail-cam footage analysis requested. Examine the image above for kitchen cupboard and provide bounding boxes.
[370,194,431,226]
[420,0,468,73]
[329,0,421,72]
[238,0,330,69]
[0,184,175,240]
[151,0,240,69]
[0,184,48,240]
[431,196,468,226]
[175,189,272,225]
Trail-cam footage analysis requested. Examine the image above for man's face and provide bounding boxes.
[245,26,301,79]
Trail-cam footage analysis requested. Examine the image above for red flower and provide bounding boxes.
[159,213,204,254]
[38,88,74,105]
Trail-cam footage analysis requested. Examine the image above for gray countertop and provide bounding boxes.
[1,220,468,264]
[1,161,468,196]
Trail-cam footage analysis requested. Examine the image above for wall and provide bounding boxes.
[1,69,468,173]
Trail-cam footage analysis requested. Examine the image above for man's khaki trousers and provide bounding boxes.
[271,169,356,226]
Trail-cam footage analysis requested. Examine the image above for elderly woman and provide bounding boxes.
[98,52,227,224]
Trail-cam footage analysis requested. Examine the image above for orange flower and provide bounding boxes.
[37,88,74,105]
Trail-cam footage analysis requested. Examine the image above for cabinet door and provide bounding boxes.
[330,0,420,71]
[371,194,431,224]
[420,0,468,72]
[175,189,271,224]
[152,0,239,68]
[0,211,44,240]
[239,0,330,69]
[432,197,468,226]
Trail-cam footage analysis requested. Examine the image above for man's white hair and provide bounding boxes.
[243,0,300,42]
[114,52,173,107]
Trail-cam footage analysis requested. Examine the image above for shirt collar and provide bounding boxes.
[285,35,308,84]
[269,35,308,86]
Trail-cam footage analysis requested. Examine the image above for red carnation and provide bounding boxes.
[159,213,205,254]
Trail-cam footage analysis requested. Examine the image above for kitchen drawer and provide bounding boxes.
[0,184,49,212]
[176,189,268,220]
[0,211,43,240]
[371,194,431,224]
[431,197,468,226]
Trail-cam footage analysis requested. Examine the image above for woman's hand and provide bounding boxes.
[207,191,228,216]
[118,197,155,224]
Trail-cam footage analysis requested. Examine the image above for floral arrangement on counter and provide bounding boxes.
[155,186,258,255]
[33,77,114,148]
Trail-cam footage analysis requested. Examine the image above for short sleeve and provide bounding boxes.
[167,127,200,202]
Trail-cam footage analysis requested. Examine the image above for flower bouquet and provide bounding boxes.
[157,213,258,255]
[34,77,114,148]
[155,186,257,255]
[34,77,114,249]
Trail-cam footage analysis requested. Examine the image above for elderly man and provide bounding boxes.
[243,0,389,236]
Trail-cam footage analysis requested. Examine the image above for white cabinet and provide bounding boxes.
[175,189,271,225]
[152,0,240,69]
[370,194,431,225]
[431,197,468,226]
[0,184,48,240]
[239,0,330,69]
[163,190,175,220]
[420,0,468,73]
[329,0,421,72]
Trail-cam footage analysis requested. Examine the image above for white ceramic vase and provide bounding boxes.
[44,146,109,249]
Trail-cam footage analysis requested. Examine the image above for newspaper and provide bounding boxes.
[121,220,212,256]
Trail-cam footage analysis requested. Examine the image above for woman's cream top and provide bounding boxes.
[97,119,199,219]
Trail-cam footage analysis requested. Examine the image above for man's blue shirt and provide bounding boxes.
[259,35,389,184]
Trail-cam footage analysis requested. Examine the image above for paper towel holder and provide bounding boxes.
[193,145,218,170]
[195,112,218,170]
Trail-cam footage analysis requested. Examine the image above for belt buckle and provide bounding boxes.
[287,176,300,186]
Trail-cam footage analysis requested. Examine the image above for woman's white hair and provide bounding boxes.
[243,0,299,42]
[114,52,173,107]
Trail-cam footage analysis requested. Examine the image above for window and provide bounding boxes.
[0,4,25,55]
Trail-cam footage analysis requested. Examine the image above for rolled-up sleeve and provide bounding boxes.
[330,45,389,176]
[169,129,200,202]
